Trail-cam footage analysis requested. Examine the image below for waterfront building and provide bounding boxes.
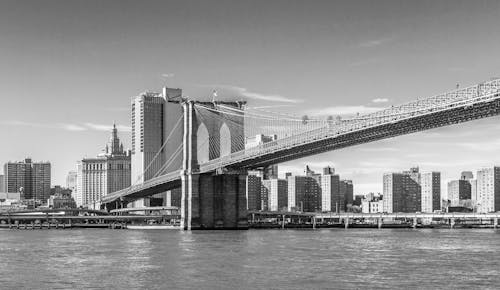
[77,124,131,208]
[340,179,353,211]
[0,174,4,192]
[421,172,441,212]
[287,166,321,212]
[261,179,288,211]
[4,158,51,202]
[130,88,183,207]
[321,166,341,212]
[383,167,421,213]
[447,179,471,206]
[48,186,76,208]
[476,167,500,213]
[361,194,384,213]
[246,175,262,210]
[0,192,22,210]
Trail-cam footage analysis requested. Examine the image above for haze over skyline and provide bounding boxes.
[1,0,500,195]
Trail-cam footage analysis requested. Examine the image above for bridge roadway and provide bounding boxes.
[102,79,500,205]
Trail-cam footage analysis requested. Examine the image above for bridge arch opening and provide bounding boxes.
[220,122,231,157]
[197,123,209,164]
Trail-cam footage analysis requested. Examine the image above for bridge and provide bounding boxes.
[101,78,500,230]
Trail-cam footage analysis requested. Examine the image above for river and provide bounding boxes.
[1,228,499,289]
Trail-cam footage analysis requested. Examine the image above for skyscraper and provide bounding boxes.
[0,174,4,192]
[66,170,77,203]
[383,167,421,213]
[476,167,500,213]
[287,166,322,212]
[130,88,183,207]
[77,124,131,208]
[340,179,353,211]
[246,175,262,210]
[261,179,288,211]
[447,179,471,207]
[421,172,441,212]
[321,167,341,212]
[4,158,51,202]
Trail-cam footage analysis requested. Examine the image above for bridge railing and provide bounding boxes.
[199,78,500,172]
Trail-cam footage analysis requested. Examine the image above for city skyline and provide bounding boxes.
[1,0,500,195]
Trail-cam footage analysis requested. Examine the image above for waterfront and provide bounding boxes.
[1,229,500,289]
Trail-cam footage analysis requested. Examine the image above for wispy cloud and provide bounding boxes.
[0,120,130,132]
[372,98,389,103]
[358,37,391,48]
[161,73,175,78]
[306,105,385,116]
[84,123,131,132]
[208,84,303,103]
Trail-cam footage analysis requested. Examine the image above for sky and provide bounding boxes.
[0,0,500,196]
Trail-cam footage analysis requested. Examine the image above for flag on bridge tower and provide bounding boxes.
[212,90,218,102]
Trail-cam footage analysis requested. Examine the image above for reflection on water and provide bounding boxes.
[1,229,500,289]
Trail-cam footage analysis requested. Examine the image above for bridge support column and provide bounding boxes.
[345,217,349,229]
[181,172,248,230]
[413,217,418,229]
[450,218,455,229]
[312,217,316,229]
[282,215,285,229]
[378,218,383,229]
[494,218,498,229]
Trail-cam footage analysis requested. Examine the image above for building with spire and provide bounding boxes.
[76,123,131,208]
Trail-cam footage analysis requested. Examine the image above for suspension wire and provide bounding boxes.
[133,116,183,185]
[153,143,183,178]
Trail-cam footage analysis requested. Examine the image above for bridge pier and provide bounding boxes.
[181,172,248,230]
[378,218,383,229]
[450,218,455,229]
[412,217,418,228]
[344,217,349,229]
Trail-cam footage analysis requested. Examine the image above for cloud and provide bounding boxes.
[161,73,175,78]
[358,38,391,48]
[208,84,303,103]
[306,105,385,117]
[372,98,389,103]
[84,123,131,132]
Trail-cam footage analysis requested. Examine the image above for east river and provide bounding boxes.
[1,229,500,289]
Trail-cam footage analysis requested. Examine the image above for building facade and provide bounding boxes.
[383,167,421,213]
[246,175,262,211]
[287,166,322,212]
[262,179,288,211]
[77,124,131,208]
[321,167,341,212]
[476,167,500,213]
[421,172,441,212]
[4,158,51,202]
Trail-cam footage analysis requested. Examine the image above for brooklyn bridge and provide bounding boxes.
[100,78,500,230]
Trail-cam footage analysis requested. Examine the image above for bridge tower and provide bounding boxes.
[180,100,248,230]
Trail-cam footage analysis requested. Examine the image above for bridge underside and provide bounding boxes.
[230,97,500,169]
[104,179,181,210]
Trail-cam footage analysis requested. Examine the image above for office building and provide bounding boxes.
[340,179,354,210]
[421,172,441,212]
[321,166,342,212]
[476,167,500,213]
[77,124,131,208]
[130,88,183,207]
[245,134,279,179]
[246,175,262,210]
[383,167,421,213]
[361,194,384,213]
[0,174,4,192]
[287,166,322,212]
[4,158,51,202]
[261,179,288,211]
[447,179,471,206]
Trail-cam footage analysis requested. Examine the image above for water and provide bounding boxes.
[1,229,499,289]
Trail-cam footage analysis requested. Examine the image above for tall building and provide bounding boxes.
[383,167,421,213]
[321,167,341,212]
[261,179,288,211]
[131,88,183,184]
[287,166,322,212]
[77,124,131,208]
[4,158,51,202]
[447,179,471,206]
[476,167,500,213]
[421,172,441,212]
[0,174,4,192]
[66,170,77,204]
[246,175,262,211]
[130,88,183,208]
[340,179,354,210]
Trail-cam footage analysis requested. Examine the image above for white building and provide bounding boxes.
[421,172,441,212]
[261,179,287,211]
[476,167,500,213]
